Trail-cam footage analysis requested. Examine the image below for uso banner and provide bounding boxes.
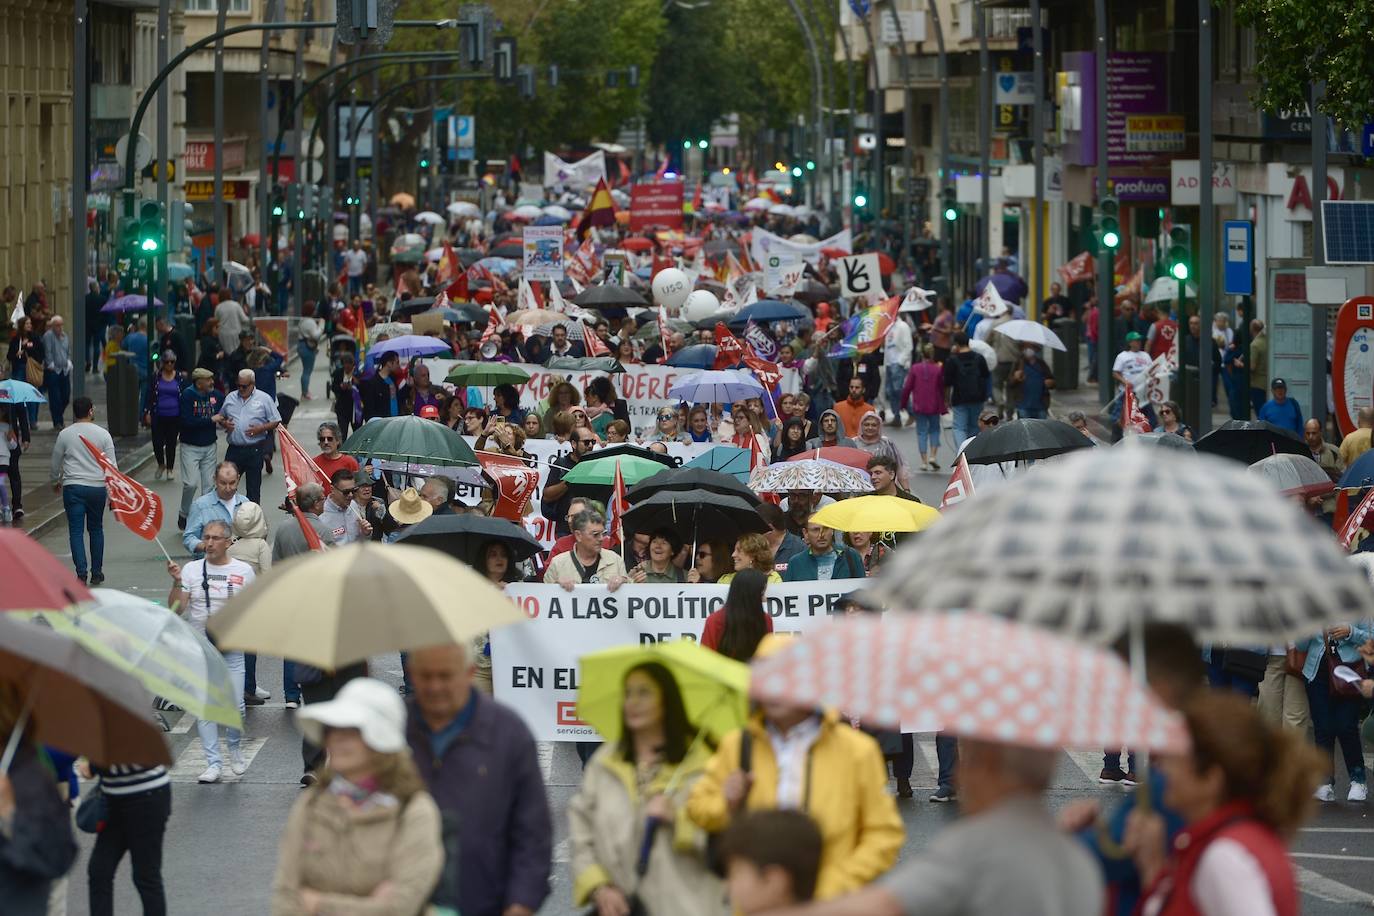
[491,579,864,741]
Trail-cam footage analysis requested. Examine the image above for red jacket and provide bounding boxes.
[701,607,773,653]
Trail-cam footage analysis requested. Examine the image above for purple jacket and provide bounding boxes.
[900,362,947,416]
[406,692,553,916]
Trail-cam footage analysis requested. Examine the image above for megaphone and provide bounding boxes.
[480,340,499,359]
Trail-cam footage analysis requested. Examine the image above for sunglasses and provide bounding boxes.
[981,416,1000,425]
[318,436,336,443]
[336,486,357,495]
[577,438,597,446]
[1159,408,1173,415]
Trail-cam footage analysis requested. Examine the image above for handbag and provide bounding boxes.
[1284,646,1307,677]
[76,786,107,834]
[25,356,43,386]
[1325,641,1371,699]
[1219,648,1268,684]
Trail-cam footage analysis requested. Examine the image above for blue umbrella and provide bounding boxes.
[0,379,45,405]
[368,335,453,361]
[973,271,1029,303]
[726,300,809,330]
[668,369,765,404]
[666,344,718,369]
[685,445,752,483]
[532,214,564,226]
[1339,450,1374,490]
[166,262,195,282]
[102,294,165,313]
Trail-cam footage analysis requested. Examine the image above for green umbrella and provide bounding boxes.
[545,356,626,374]
[560,453,670,487]
[444,362,533,388]
[343,415,477,466]
[40,590,241,729]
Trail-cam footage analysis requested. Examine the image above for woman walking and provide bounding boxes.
[145,350,183,479]
[1299,617,1372,802]
[296,301,323,400]
[80,758,172,916]
[900,344,947,471]
[700,568,772,662]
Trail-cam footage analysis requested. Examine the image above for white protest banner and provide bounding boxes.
[836,253,884,300]
[542,150,607,188]
[491,579,865,741]
[763,254,804,296]
[522,225,565,281]
[749,227,851,270]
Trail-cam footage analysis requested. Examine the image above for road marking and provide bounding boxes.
[170,715,195,735]
[1296,864,1374,907]
[169,736,268,781]
[1301,827,1374,834]
[537,741,554,782]
[1061,750,1107,786]
[1292,852,1374,863]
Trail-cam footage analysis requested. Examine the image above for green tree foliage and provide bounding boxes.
[644,1,739,145]
[1230,0,1374,126]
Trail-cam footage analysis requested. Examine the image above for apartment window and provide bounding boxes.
[184,0,251,13]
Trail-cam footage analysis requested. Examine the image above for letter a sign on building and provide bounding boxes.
[837,253,883,300]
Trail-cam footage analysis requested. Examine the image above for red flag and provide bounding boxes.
[742,351,782,391]
[444,270,470,301]
[477,451,540,522]
[747,431,766,471]
[692,181,703,212]
[656,305,671,364]
[1338,487,1374,549]
[713,322,746,369]
[583,326,610,357]
[607,459,628,547]
[278,426,330,497]
[479,307,504,347]
[1122,386,1152,434]
[79,436,163,540]
[577,178,618,241]
[288,500,325,551]
[435,242,461,288]
[616,159,631,187]
[939,454,976,511]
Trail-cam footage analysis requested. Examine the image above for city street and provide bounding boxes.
[32,364,1374,915]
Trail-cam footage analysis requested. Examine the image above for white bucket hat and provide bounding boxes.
[294,677,408,754]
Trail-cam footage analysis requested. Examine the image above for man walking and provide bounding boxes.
[942,332,991,446]
[1248,319,1268,418]
[177,367,223,531]
[183,462,250,558]
[50,396,114,584]
[883,314,913,425]
[321,468,369,544]
[1258,377,1303,435]
[41,315,72,428]
[214,368,281,503]
[360,351,401,422]
[781,522,867,582]
[344,240,368,297]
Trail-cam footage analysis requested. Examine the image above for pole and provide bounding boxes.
[292,12,305,319]
[369,67,380,232]
[71,0,89,399]
[858,12,883,221]
[977,2,990,271]
[1311,82,1328,426]
[1094,0,1112,403]
[213,0,228,286]
[1030,0,1044,315]
[350,77,360,242]
[888,1,915,266]
[1196,1,1214,436]
[258,0,275,277]
[155,0,170,324]
[927,0,949,294]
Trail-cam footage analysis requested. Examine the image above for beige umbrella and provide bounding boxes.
[208,543,525,669]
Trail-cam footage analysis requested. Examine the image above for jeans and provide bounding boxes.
[87,784,171,916]
[885,368,908,420]
[297,340,318,398]
[86,326,105,373]
[178,442,218,519]
[348,275,363,296]
[950,403,982,448]
[1249,387,1266,419]
[1306,674,1366,784]
[1086,340,1098,380]
[151,414,179,470]
[199,649,245,768]
[62,484,107,578]
[915,413,941,456]
[283,659,300,703]
[45,370,71,426]
[1103,749,1137,774]
[244,652,259,694]
[1018,406,1048,420]
[935,733,958,789]
[224,442,265,504]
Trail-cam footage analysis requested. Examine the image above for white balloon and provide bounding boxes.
[682,289,720,322]
[651,267,691,311]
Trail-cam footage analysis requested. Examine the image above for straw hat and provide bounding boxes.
[388,487,433,525]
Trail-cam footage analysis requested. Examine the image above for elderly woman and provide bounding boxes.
[272,678,444,915]
[650,407,692,444]
[630,529,686,584]
[854,411,909,488]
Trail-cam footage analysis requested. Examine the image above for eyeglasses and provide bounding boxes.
[1159,408,1173,415]
[658,413,675,420]
[318,436,336,443]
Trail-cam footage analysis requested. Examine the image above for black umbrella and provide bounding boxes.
[960,418,1094,465]
[1194,419,1307,465]
[622,489,767,543]
[591,443,679,469]
[545,356,626,373]
[702,239,742,256]
[626,467,762,506]
[792,279,836,306]
[1117,430,1194,449]
[458,248,484,267]
[573,285,650,309]
[489,243,522,259]
[394,514,542,569]
[393,296,438,317]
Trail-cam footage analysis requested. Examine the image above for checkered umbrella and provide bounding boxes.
[749,458,873,494]
[869,443,1374,644]
[750,613,1189,753]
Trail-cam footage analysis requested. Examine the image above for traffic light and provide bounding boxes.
[493,37,516,84]
[116,215,141,261]
[137,200,166,255]
[168,199,193,253]
[287,184,303,221]
[420,155,430,169]
[805,159,816,171]
[853,183,869,210]
[271,188,285,219]
[1094,195,1120,250]
[697,139,708,150]
[1167,225,1192,281]
[302,184,317,222]
[941,185,958,222]
[318,187,334,221]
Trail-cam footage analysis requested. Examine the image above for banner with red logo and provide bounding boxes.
[713,322,746,370]
[478,451,540,522]
[1338,487,1374,549]
[939,454,976,511]
[80,436,162,540]
[278,426,330,497]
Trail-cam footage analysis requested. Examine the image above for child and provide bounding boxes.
[720,810,823,914]
[0,406,14,524]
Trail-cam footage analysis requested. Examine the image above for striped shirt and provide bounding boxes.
[96,763,170,796]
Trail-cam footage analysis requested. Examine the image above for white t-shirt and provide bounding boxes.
[180,557,255,629]
[344,249,368,277]
[1113,350,1152,389]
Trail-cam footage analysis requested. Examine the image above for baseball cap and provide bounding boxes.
[418,404,440,419]
[191,367,215,381]
[1271,377,1287,389]
[1125,331,1144,342]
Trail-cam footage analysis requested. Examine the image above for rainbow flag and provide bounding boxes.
[828,295,900,358]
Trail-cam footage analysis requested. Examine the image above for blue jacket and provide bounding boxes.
[1257,396,1303,434]
[183,490,250,556]
[781,545,866,582]
[1301,619,1374,682]
[1077,768,1185,916]
[178,385,222,448]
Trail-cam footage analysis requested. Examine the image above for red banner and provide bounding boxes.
[713,322,746,370]
[939,454,975,511]
[629,181,685,232]
[278,426,330,497]
[1338,487,1374,549]
[79,436,163,540]
[478,452,540,522]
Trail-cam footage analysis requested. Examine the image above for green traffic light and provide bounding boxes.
[1171,261,1189,281]
[854,194,868,208]
[1102,229,1120,249]
[943,206,958,221]
[140,238,159,252]
[420,158,430,168]
[806,160,816,171]
[682,140,691,150]
[698,139,708,150]
[791,166,802,178]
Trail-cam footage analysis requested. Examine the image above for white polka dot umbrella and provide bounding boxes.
[749,612,1189,753]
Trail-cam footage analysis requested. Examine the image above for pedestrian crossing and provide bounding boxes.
[168,736,269,782]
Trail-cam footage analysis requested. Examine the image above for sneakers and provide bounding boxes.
[285,699,300,710]
[300,772,318,788]
[177,514,187,531]
[896,777,913,799]
[254,686,271,700]
[198,765,222,784]
[1349,782,1368,803]
[1315,783,1336,802]
[929,785,957,803]
[1123,771,1139,787]
[1099,767,1128,785]
[229,750,248,776]
[243,692,265,707]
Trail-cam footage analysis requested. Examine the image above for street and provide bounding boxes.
[33,365,1374,915]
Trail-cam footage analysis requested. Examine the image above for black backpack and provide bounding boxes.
[951,353,985,403]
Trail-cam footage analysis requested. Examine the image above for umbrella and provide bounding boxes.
[561,454,675,487]
[489,242,523,259]
[635,317,693,341]
[792,279,835,306]
[342,415,477,467]
[1248,453,1335,498]
[668,369,766,404]
[541,205,573,221]
[457,247,485,266]
[785,446,873,472]
[166,262,195,282]
[683,446,753,484]
[426,304,489,325]
[749,459,873,494]
[1143,277,1197,304]
[621,237,656,252]
[991,319,1067,352]
[573,285,650,311]
[0,378,46,405]
[578,640,749,744]
[1193,419,1306,465]
[622,489,767,542]
[367,334,453,361]
[809,496,941,533]
[394,514,543,568]
[626,466,761,506]
[414,210,446,225]
[102,294,164,313]
[968,338,997,370]
[443,362,532,388]
[1118,430,1194,449]
[40,589,241,729]
[749,613,1188,753]
[702,239,742,256]
[389,192,416,209]
[726,300,809,329]
[447,200,481,217]
[0,529,92,612]
[973,271,1029,302]
[1338,449,1374,490]
[666,344,719,369]
[511,204,544,221]
[868,443,1374,645]
[208,543,525,669]
[505,308,565,328]
[590,443,678,470]
[533,320,587,342]
[545,356,626,373]
[0,613,169,767]
[743,197,772,211]
[959,418,1094,465]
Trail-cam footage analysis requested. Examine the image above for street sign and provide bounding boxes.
[115,133,153,171]
[1223,220,1253,296]
[1362,123,1374,157]
[448,115,475,161]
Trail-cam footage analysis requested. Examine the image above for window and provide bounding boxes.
[184,0,250,14]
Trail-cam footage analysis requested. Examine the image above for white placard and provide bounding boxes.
[836,253,884,300]
[522,226,565,281]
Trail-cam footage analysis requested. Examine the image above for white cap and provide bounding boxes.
[294,677,407,753]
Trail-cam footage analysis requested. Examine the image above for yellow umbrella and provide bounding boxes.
[809,495,941,533]
[208,543,525,669]
[577,640,749,745]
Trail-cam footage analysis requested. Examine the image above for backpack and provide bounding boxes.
[951,353,985,404]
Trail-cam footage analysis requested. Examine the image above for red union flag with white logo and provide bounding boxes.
[80,436,163,540]
[939,454,976,511]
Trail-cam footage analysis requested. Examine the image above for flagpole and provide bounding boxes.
[152,535,175,565]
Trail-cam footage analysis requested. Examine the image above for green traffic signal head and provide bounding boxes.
[272,202,284,217]
[698,139,708,150]
[682,140,691,150]
[1100,218,1120,249]
[791,166,802,178]
[1170,260,1190,281]
[420,157,430,168]
[806,160,816,171]
[943,205,958,221]
[853,193,868,209]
